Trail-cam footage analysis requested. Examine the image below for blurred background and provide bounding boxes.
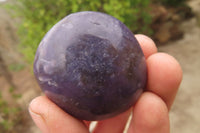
[0,0,199,133]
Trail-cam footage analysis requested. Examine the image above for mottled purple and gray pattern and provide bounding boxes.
[34,11,147,120]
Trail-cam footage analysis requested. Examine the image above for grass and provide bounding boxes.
[0,90,22,132]
[8,63,25,72]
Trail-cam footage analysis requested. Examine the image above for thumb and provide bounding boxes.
[29,96,89,133]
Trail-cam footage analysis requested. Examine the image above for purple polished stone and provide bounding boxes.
[34,11,147,121]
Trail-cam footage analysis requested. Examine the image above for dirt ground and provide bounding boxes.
[0,1,41,133]
[158,1,200,133]
[0,0,200,133]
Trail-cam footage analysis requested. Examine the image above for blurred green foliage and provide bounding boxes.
[10,0,152,64]
[8,63,25,72]
[0,92,22,132]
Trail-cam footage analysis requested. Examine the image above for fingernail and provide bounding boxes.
[29,99,49,133]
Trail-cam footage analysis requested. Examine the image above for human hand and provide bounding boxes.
[29,34,182,133]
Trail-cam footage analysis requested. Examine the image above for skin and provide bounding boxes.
[29,34,182,133]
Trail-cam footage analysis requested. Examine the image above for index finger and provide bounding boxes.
[135,34,158,59]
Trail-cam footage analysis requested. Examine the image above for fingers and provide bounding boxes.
[146,53,182,109]
[29,34,182,133]
[29,96,89,133]
[135,34,158,59]
[128,92,170,133]
[83,121,91,128]
[135,34,182,109]
[92,109,131,133]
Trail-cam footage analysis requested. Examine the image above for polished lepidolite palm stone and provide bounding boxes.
[34,11,147,121]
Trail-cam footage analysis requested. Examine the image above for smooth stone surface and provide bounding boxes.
[34,11,147,120]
